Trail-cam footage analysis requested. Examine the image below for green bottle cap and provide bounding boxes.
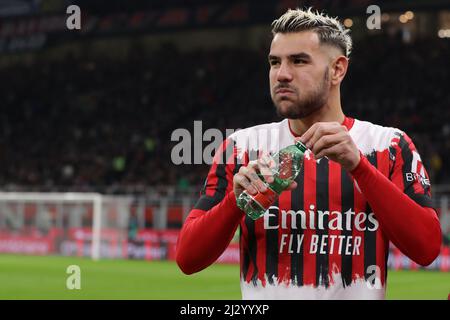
[295,140,308,153]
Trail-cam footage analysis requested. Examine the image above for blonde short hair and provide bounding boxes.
[271,8,352,57]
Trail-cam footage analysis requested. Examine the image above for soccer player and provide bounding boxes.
[176,8,442,299]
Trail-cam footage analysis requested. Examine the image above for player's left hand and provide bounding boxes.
[298,121,361,172]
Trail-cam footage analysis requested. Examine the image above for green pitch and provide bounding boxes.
[0,254,448,300]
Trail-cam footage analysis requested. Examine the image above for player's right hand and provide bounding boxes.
[233,155,297,197]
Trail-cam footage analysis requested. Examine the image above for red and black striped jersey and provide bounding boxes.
[190,117,436,299]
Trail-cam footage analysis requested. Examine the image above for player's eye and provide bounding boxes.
[293,58,306,65]
[269,59,280,66]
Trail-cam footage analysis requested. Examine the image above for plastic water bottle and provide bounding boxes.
[236,140,307,220]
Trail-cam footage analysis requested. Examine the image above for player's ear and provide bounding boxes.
[330,55,349,85]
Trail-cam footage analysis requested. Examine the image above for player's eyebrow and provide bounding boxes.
[268,52,312,61]
[289,52,312,61]
[268,55,279,63]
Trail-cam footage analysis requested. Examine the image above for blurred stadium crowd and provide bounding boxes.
[0,34,449,192]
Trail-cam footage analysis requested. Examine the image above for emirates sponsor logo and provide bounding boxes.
[264,205,379,232]
[264,205,379,255]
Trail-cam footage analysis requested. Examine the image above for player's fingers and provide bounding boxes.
[311,131,347,156]
[298,122,319,145]
[260,154,276,169]
[257,156,274,183]
[240,164,267,192]
[287,181,298,190]
[234,173,257,195]
[314,142,345,160]
[305,122,342,150]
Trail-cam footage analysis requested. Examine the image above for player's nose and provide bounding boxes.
[276,62,293,82]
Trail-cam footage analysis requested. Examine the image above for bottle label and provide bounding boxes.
[251,186,277,210]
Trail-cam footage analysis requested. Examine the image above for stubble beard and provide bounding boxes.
[273,68,330,119]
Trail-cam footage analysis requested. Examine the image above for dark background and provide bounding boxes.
[0,0,449,196]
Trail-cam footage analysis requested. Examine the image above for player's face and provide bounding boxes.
[269,31,331,119]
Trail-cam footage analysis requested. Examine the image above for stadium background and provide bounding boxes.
[0,0,449,299]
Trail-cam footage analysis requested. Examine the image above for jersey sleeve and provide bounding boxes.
[351,150,441,266]
[389,132,434,208]
[193,137,238,211]
[176,137,244,274]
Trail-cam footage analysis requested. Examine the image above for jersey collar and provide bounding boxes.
[288,116,355,138]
